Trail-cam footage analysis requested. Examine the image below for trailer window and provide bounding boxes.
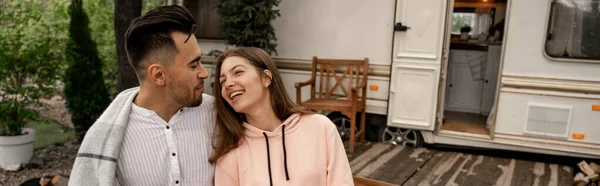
[452,8,477,35]
[545,0,600,61]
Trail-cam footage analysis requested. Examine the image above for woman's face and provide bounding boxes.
[219,56,270,113]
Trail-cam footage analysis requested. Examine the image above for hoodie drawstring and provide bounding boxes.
[262,125,291,186]
[282,125,290,181]
[262,132,274,186]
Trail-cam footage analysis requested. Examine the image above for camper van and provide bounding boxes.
[198,0,600,159]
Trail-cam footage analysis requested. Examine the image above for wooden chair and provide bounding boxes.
[353,176,397,186]
[294,56,368,152]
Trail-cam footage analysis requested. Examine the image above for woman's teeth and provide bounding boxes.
[230,90,244,99]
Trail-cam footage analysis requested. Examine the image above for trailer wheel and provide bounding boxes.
[327,112,360,141]
[378,126,423,147]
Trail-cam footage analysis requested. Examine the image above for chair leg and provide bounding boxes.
[360,109,366,142]
[349,112,356,153]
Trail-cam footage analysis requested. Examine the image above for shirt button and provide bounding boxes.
[166,126,170,129]
[172,153,176,156]
[175,180,179,184]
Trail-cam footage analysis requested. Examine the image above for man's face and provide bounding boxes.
[165,32,208,107]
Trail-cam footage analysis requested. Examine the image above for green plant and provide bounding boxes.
[0,0,69,136]
[64,0,110,141]
[81,0,166,96]
[83,0,118,95]
[217,0,281,55]
[460,25,472,33]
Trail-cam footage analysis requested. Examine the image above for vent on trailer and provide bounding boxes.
[524,103,572,139]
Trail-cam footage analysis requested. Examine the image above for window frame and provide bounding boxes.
[542,0,600,63]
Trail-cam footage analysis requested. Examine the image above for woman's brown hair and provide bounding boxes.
[208,47,313,164]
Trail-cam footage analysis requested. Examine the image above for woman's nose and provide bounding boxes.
[223,80,235,87]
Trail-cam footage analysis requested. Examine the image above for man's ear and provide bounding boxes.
[148,63,167,86]
[262,69,273,88]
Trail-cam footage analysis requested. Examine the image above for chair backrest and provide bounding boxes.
[310,56,369,100]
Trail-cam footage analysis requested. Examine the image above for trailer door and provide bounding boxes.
[387,0,449,131]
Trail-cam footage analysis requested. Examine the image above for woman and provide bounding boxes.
[209,47,354,186]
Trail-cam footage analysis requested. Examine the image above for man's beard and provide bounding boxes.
[167,80,203,107]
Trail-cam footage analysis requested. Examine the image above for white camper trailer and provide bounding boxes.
[198,0,600,159]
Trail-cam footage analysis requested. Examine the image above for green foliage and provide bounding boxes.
[83,0,117,95]
[0,0,69,136]
[64,0,110,141]
[0,101,39,136]
[143,0,166,14]
[217,0,281,55]
[81,0,165,96]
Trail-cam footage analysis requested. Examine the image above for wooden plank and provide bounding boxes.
[532,162,551,186]
[445,154,480,185]
[346,141,377,162]
[356,147,405,178]
[350,143,393,173]
[457,155,509,186]
[368,147,437,185]
[404,151,456,185]
[356,146,406,177]
[353,176,398,186]
[507,159,535,186]
[558,165,573,186]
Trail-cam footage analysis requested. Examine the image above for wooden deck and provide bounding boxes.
[346,142,574,186]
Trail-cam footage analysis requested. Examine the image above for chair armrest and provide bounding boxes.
[294,78,315,88]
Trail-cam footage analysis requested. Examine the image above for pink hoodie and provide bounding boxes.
[215,113,354,186]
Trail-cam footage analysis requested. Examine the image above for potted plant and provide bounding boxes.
[460,25,472,40]
[0,1,66,170]
[0,102,39,170]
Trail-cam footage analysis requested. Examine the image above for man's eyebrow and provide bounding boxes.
[188,56,201,65]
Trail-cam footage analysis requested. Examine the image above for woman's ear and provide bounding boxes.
[262,69,273,88]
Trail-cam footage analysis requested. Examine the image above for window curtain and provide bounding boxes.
[473,8,493,37]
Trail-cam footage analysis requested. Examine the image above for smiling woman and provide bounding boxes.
[210,47,354,186]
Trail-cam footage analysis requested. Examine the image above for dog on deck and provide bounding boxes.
[19,174,69,186]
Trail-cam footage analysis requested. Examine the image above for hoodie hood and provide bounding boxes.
[240,113,302,186]
[242,113,302,138]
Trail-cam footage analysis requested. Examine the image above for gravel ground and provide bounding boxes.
[0,139,79,186]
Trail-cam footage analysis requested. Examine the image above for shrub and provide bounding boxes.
[0,0,69,136]
[64,0,110,141]
[217,0,281,55]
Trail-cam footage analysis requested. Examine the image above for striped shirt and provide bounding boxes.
[116,94,215,186]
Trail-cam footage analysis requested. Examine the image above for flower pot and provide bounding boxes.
[0,128,36,170]
[460,32,469,40]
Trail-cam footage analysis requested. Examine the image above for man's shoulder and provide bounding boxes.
[201,94,216,110]
[185,94,216,116]
[202,93,216,104]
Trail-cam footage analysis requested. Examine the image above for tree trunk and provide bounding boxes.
[115,0,142,93]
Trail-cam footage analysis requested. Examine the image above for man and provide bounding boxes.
[68,5,215,186]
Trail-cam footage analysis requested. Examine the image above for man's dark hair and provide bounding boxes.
[124,5,196,79]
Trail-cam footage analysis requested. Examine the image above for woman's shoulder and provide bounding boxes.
[299,113,331,122]
[216,147,240,167]
[298,113,336,129]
